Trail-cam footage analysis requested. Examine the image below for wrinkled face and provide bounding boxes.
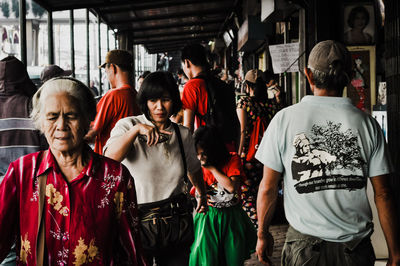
[147,91,173,124]
[41,93,86,153]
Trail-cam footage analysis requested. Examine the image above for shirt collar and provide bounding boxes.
[141,114,173,131]
[301,95,352,105]
[36,149,53,177]
[36,146,96,179]
[114,84,133,91]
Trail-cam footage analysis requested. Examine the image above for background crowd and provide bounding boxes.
[0,40,398,266]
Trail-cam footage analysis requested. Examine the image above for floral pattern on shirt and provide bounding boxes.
[114,192,124,219]
[237,96,281,156]
[98,173,122,208]
[19,233,31,264]
[46,184,69,216]
[73,237,99,266]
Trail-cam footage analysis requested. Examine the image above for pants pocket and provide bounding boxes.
[344,238,375,266]
[282,239,322,266]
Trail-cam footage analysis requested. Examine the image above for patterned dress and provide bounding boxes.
[237,96,281,227]
[0,147,146,266]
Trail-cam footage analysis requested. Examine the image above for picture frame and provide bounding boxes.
[343,46,376,114]
[343,3,375,45]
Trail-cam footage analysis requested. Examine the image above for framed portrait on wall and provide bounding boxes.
[343,46,376,113]
[343,3,375,45]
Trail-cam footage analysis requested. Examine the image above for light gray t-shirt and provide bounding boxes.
[255,96,391,242]
[104,114,201,204]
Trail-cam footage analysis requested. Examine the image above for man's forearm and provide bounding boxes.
[375,189,400,260]
[183,109,195,133]
[257,179,279,238]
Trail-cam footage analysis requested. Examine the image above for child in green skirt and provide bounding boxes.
[190,126,257,266]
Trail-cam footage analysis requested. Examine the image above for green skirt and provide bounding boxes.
[189,204,257,266]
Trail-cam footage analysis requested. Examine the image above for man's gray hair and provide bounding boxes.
[30,77,97,133]
[309,64,351,92]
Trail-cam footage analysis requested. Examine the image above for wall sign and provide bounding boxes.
[268,42,299,74]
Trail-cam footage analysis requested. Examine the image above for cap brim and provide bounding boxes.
[62,70,73,76]
[98,63,107,69]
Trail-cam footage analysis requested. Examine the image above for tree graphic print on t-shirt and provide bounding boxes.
[291,121,366,194]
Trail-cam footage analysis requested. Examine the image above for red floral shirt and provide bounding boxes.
[0,148,147,266]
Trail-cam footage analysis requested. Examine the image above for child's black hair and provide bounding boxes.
[193,126,230,168]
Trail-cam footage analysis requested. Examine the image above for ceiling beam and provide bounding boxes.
[133,29,218,39]
[134,33,215,44]
[145,43,186,49]
[145,40,192,48]
[147,46,184,53]
[146,47,183,54]
[30,0,52,11]
[114,17,224,32]
[108,8,228,24]
[50,0,136,11]
[100,0,232,14]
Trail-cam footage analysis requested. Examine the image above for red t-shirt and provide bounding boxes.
[181,78,208,129]
[93,84,140,154]
[190,153,246,196]
[202,153,244,186]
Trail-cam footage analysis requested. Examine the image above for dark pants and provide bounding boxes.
[282,226,375,266]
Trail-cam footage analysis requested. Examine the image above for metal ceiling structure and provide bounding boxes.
[34,0,239,54]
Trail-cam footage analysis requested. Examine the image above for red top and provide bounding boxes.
[181,78,208,129]
[202,153,244,186]
[191,153,246,208]
[0,148,147,265]
[93,85,140,155]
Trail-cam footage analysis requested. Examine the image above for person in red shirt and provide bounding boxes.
[0,77,146,265]
[181,44,239,152]
[180,44,209,133]
[86,49,141,155]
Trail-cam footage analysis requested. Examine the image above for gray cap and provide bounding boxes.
[40,65,72,83]
[308,40,352,74]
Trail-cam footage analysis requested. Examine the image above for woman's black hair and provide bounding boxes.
[245,78,268,102]
[138,70,151,80]
[262,70,278,84]
[347,6,370,29]
[137,71,182,120]
[193,126,230,168]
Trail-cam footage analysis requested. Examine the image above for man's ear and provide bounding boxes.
[110,63,117,74]
[183,59,191,69]
[304,67,315,86]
